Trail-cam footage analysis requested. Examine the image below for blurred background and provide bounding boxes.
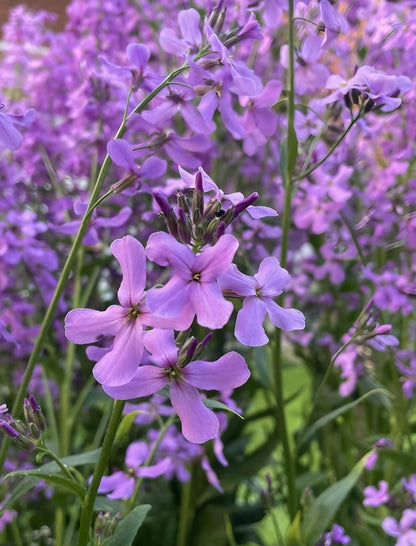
[0,1,69,30]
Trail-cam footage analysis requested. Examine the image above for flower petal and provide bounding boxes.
[107,139,137,172]
[111,236,146,308]
[218,265,256,297]
[183,351,250,391]
[264,299,305,331]
[146,231,194,277]
[189,281,233,329]
[170,381,219,443]
[93,320,144,387]
[195,234,239,281]
[235,296,269,346]
[144,329,178,366]
[127,43,150,70]
[64,305,125,344]
[103,365,168,399]
[146,276,190,318]
[255,257,290,297]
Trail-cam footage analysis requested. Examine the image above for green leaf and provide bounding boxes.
[301,452,372,545]
[296,389,392,451]
[286,511,302,546]
[114,411,140,446]
[106,505,151,546]
[4,469,86,500]
[40,449,101,472]
[94,496,124,515]
[203,398,244,419]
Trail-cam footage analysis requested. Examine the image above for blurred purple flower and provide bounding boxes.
[363,480,389,507]
[0,105,36,150]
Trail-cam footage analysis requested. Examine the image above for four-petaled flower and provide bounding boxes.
[219,257,305,346]
[103,329,250,443]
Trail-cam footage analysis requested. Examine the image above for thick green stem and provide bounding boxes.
[78,399,125,546]
[272,0,297,520]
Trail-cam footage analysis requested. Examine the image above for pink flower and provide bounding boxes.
[146,232,239,330]
[103,329,250,443]
[65,235,184,387]
[219,258,305,346]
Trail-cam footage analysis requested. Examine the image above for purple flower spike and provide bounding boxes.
[103,329,250,443]
[146,232,239,329]
[219,258,305,346]
[65,236,183,387]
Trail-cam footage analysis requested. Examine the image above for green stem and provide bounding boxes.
[36,446,78,482]
[176,468,192,546]
[272,0,297,521]
[293,115,360,182]
[0,61,191,476]
[59,246,84,457]
[78,399,125,546]
[126,413,176,512]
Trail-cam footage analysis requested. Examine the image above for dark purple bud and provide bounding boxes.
[192,172,204,221]
[201,332,213,347]
[351,88,361,105]
[186,337,199,359]
[233,192,259,218]
[216,221,226,240]
[29,394,40,413]
[0,421,20,439]
[153,190,172,217]
[344,92,353,109]
[177,208,192,244]
[226,13,262,47]
[153,191,179,238]
[364,98,375,113]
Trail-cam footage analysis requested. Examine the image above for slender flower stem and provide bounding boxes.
[293,115,360,182]
[78,399,125,546]
[0,62,191,476]
[272,0,297,520]
[126,413,176,512]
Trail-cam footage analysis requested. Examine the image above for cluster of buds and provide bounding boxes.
[176,330,213,367]
[93,512,120,545]
[0,395,46,451]
[154,171,259,247]
[344,88,376,114]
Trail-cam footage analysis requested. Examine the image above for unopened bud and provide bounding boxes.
[203,218,220,245]
[364,97,375,113]
[344,92,353,110]
[234,192,259,218]
[111,172,139,193]
[351,88,361,105]
[153,191,179,238]
[177,208,192,244]
[207,0,226,34]
[177,192,191,216]
[216,221,226,240]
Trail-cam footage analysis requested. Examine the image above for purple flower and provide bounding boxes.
[99,43,153,91]
[219,258,305,346]
[103,329,250,443]
[98,440,172,499]
[317,523,351,545]
[383,509,416,543]
[403,475,416,502]
[65,235,182,387]
[146,232,239,330]
[0,104,36,150]
[159,8,203,58]
[363,480,389,507]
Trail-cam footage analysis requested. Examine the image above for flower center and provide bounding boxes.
[192,272,201,282]
[126,304,141,322]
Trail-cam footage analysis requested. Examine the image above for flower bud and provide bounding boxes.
[177,208,192,244]
[111,172,139,193]
[234,192,259,218]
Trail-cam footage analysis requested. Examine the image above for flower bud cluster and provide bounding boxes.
[93,512,120,545]
[154,172,259,247]
[0,395,46,451]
